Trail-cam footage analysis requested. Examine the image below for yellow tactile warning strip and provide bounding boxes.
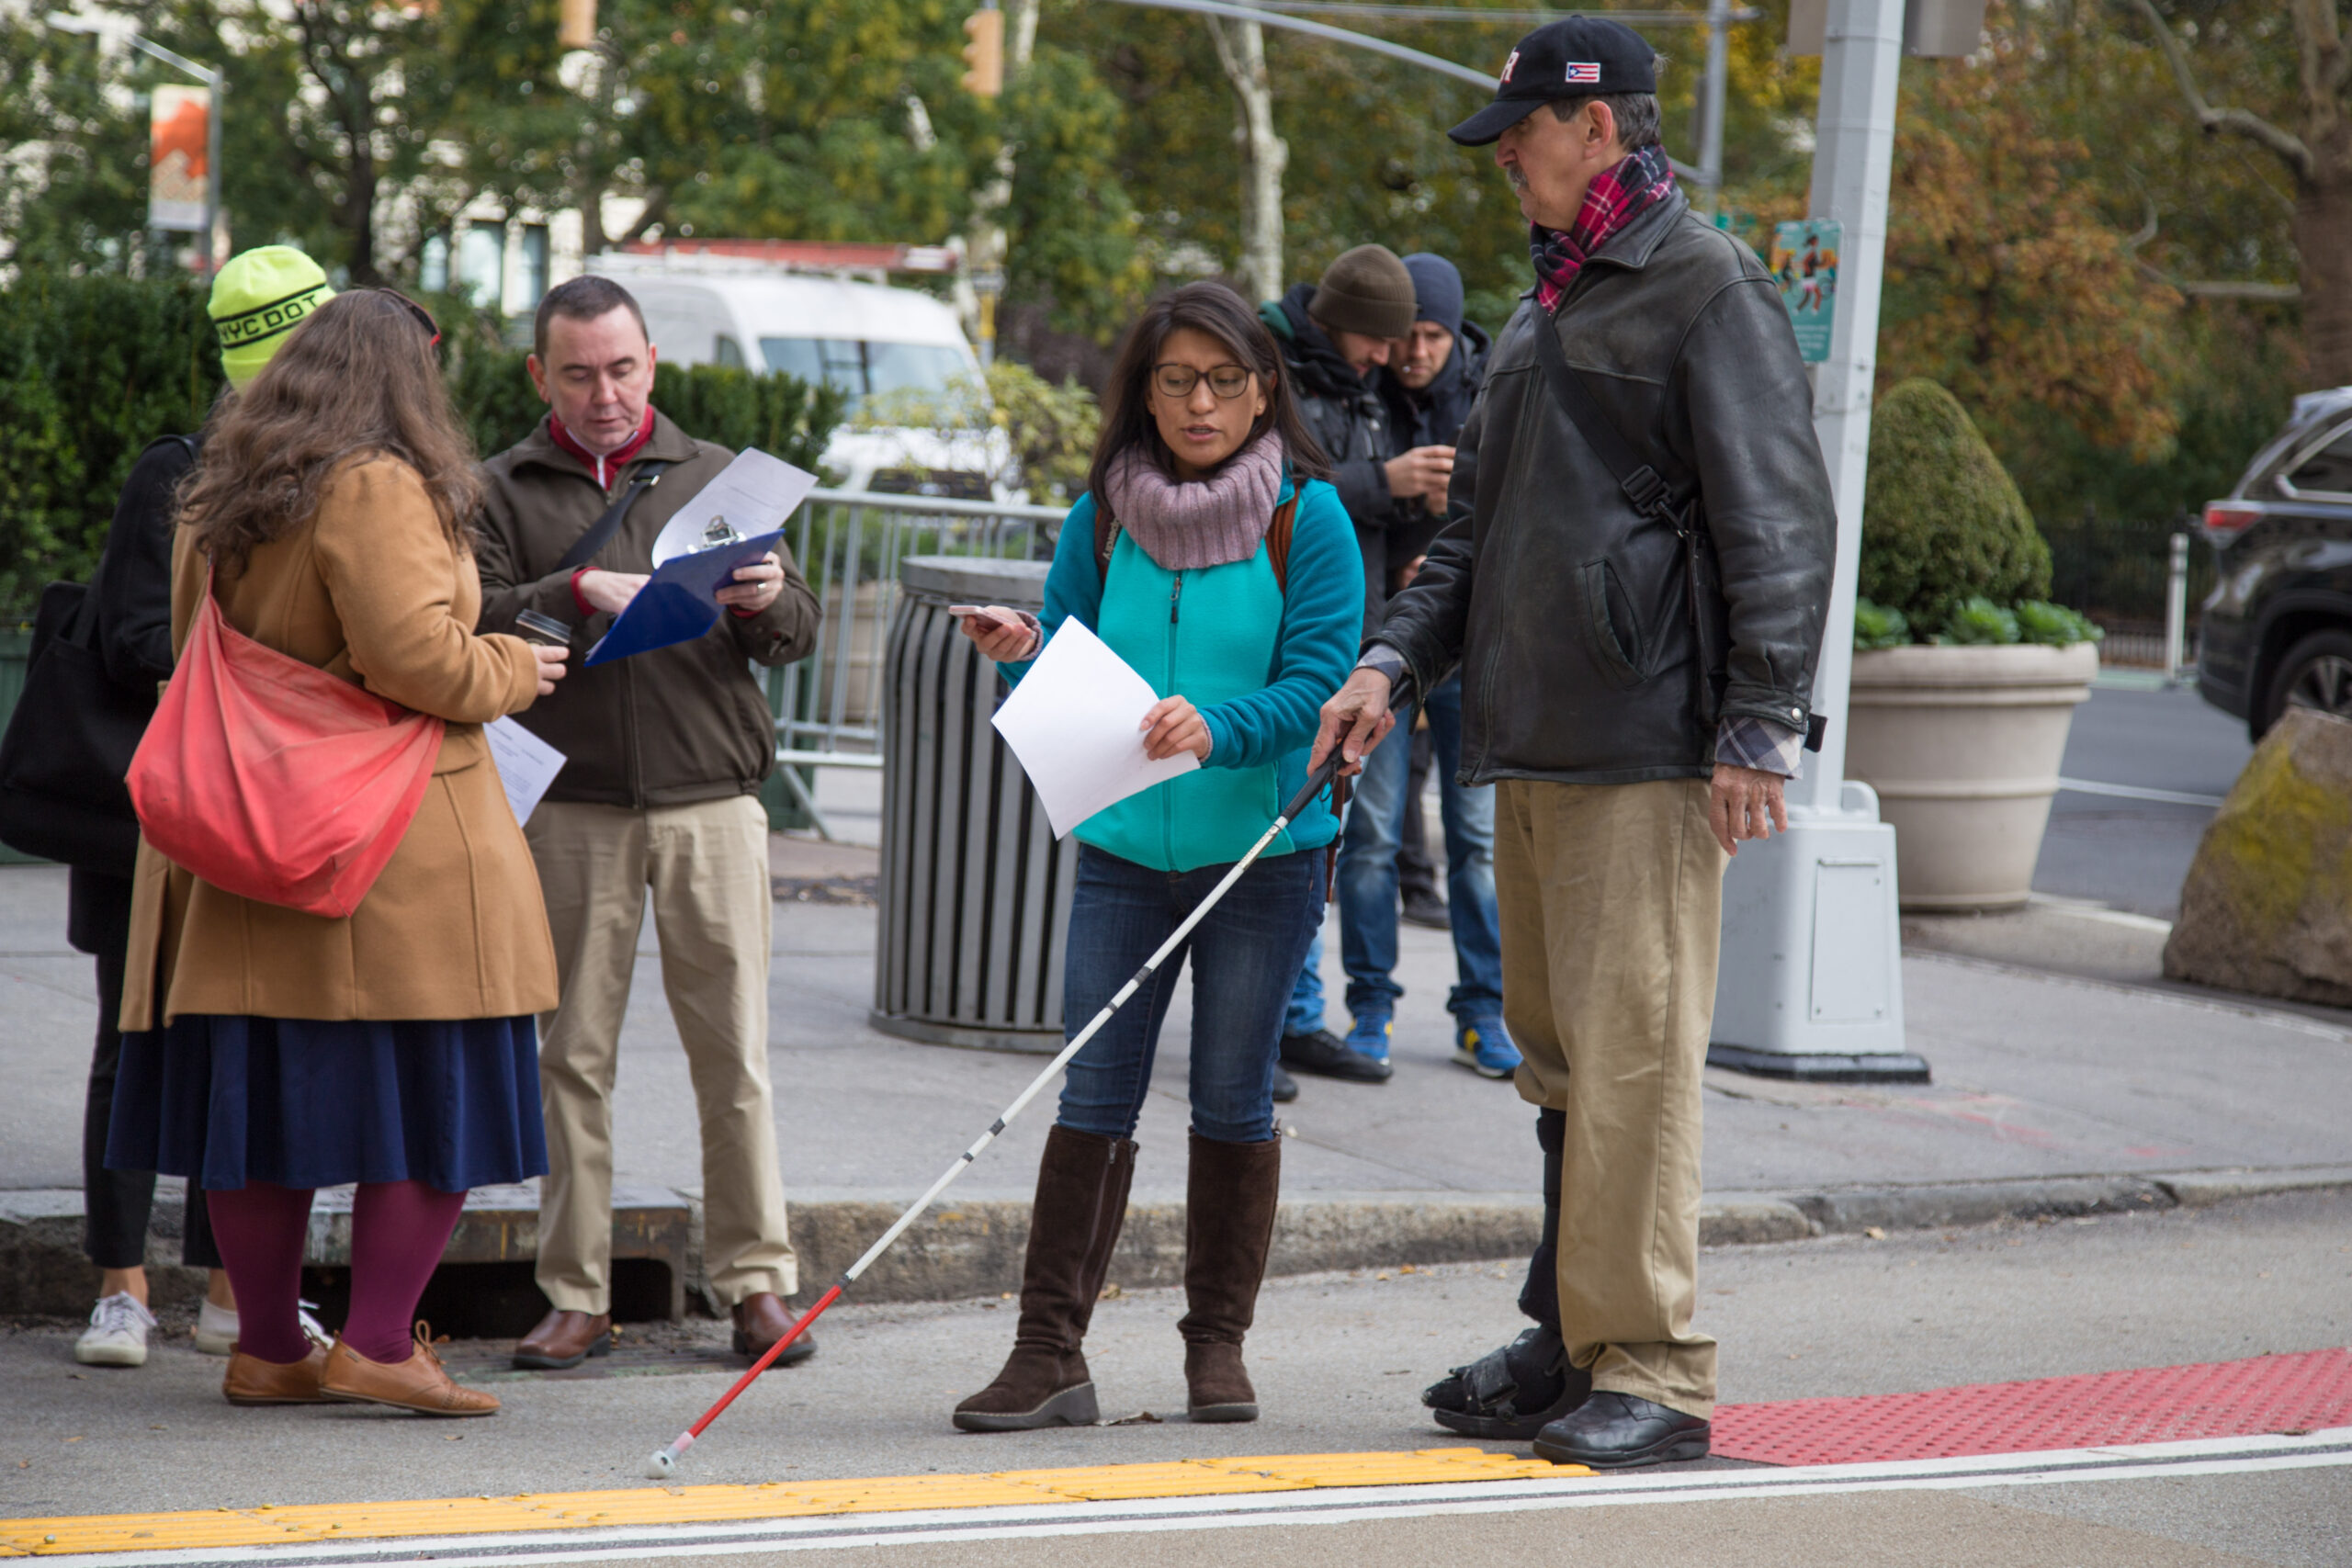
[1,1447,1587,1556]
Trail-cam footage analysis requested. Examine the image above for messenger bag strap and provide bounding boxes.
[1526,310,1688,528]
[1527,311,1753,737]
[556,458,675,573]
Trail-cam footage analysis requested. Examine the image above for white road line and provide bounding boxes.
[39,1428,2352,1568]
[2055,777,2226,808]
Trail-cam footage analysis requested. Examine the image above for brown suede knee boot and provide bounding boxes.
[1178,1130,1282,1423]
[953,1124,1136,1431]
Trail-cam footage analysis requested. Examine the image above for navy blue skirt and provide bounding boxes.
[107,1014,548,1193]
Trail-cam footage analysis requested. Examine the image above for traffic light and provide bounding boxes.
[559,0,597,50]
[961,7,1003,98]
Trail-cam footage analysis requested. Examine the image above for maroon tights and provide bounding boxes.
[206,1179,466,1365]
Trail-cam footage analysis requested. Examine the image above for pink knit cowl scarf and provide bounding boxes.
[1101,432,1285,572]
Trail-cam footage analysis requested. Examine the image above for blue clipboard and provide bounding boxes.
[583,529,786,667]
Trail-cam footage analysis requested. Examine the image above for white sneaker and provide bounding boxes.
[193,1300,238,1357]
[75,1293,157,1367]
[299,1300,333,1351]
[194,1299,333,1356]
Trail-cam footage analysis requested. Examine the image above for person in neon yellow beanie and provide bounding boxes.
[209,245,334,390]
[60,243,339,1372]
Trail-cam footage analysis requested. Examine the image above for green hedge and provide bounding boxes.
[1860,378,2052,638]
[0,274,845,620]
[0,273,223,616]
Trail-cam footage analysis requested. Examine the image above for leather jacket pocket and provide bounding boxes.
[1576,559,1648,692]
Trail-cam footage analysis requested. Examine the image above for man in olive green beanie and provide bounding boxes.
[1306,243,1419,343]
[208,245,335,390]
[1260,240,1461,1087]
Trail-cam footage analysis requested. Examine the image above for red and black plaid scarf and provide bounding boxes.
[1530,144,1677,313]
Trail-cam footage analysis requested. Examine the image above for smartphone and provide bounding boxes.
[947,604,1009,632]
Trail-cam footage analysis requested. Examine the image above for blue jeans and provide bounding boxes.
[1336,674,1505,1024]
[1058,843,1327,1144]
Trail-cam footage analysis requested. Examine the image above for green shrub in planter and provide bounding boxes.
[1860,379,2051,637]
[1939,596,2020,646]
[1853,596,1910,649]
[2015,600,2103,647]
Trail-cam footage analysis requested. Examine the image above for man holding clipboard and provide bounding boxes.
[474,276,822,1373]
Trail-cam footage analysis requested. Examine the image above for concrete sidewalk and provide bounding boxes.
[6,850,2351,1314]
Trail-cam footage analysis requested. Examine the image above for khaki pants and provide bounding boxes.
[526,794,796,1314]
[1495,777,1726,1419]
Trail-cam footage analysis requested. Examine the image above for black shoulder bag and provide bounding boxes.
[0,435,201,874]
[556,459,676,572]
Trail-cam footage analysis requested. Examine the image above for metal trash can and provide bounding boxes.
[870,556,1077,1052]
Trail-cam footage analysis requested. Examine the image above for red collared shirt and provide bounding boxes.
[548,407,654,491]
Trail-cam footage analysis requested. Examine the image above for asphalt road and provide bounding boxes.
[2035,682,2256,918]
[8,1189,2346,1564]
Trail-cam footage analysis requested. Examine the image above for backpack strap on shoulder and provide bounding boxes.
[1094,504,1121,586]
[1095,493,1300,591]
[1266,494,1299,595]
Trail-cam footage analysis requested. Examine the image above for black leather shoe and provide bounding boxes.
[1423,1325,1592,1439]
[1281,1028,1391,1083]
[1533,1391,1711,1468]
[1400,888,1451,930]
[1271,1065,1300,1102]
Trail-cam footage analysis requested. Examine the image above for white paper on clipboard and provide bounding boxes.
[989,619,1198,838]
[650,448,818,567]
[485,716,566,826]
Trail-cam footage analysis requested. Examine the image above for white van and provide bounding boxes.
[593,257,1010,501]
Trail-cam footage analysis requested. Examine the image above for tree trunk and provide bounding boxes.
[2295,148,2352,389]
[1208,18,1286,303]
[1008,0,1039,73]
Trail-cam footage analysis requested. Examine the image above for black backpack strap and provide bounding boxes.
[557,459,675,573]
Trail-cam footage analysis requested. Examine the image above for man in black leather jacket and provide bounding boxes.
[1316,17,1836,1471]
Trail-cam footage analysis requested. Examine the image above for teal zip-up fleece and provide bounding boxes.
[1001,475,1363,873]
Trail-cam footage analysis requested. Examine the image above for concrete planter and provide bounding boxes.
[1847,642,2099,910]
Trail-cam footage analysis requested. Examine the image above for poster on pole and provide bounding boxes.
[1769,220,1840,364]
[148,85,210,232]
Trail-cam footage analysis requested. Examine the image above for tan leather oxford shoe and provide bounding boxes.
[222,1344,333,1405]
[321,1322,499,1416]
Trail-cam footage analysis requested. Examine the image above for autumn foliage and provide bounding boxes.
[1878,48,2181,471]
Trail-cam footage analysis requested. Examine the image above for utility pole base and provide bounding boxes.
[1710,780,1928,1082]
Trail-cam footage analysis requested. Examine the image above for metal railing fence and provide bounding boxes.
[763,487,1068,838]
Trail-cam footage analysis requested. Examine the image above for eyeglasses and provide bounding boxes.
[370,288,442,350]
[1152,363,1255,400]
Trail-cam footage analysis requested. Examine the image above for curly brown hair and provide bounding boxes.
[180,289,481,574]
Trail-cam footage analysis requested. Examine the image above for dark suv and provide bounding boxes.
[2197,386,2352,739]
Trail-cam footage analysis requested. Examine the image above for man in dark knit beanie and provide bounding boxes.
[1306,243,1419,342]
[1261,242,1462,1087]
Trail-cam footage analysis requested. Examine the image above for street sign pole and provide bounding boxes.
[1707,0,1926,1081]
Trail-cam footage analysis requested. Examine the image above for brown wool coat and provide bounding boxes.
[119,457,560,1029]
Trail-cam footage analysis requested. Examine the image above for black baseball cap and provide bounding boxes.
[1447,17,1658,147]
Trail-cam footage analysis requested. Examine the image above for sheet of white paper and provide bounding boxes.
[484,716,566,826]
[650,448,820,567]
[990,619,1200,839]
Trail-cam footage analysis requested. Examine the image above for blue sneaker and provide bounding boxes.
[1453,1017,1521,1079]
[1341,1012,1396,1081]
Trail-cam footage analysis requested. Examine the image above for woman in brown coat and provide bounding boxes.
[109,290,567,1416]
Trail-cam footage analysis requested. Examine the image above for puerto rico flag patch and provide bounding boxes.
[1565,61,1602,84]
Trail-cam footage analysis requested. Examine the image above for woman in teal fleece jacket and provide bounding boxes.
[949,284,1362,1435]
